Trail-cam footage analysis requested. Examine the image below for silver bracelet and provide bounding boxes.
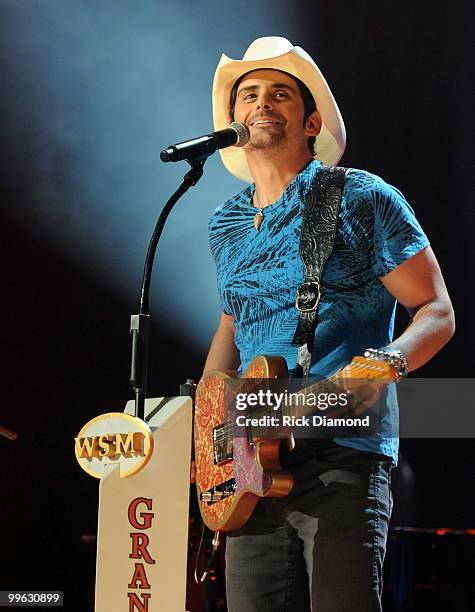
[363,347,409,380]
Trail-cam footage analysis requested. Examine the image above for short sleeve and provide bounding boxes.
[343,170,430,278]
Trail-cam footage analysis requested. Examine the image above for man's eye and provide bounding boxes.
[275,90,288,98]
[244,93,256,101]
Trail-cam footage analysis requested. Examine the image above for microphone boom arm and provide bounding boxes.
[130,158,206,420]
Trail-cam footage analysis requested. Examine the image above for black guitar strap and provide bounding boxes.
[292,165,348,379]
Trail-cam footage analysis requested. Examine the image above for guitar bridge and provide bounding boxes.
[212,423,233,465]
[200,479,236,504]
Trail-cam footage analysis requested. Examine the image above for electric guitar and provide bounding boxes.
[194,354,396,532]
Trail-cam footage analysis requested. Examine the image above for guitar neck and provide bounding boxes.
[236,358,396,423]
[289,358,397,419]
[288,371,347,420]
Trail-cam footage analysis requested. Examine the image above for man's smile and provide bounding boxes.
[249,117,284,127]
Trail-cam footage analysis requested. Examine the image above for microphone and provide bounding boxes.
[160,122,250,163]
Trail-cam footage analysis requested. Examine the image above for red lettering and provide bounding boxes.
[128,592,151,612]
[128,498,154,605]
[128,563,151,589]
[129,533,155,565]
[128,497,154,530]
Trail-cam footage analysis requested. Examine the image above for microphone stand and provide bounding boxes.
[130,157,206,420]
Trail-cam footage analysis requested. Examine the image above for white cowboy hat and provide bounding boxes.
[212,36,346,183]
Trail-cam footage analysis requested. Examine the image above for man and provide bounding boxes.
[203,37,454,611]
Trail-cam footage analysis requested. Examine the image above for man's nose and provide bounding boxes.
[256,91,273,110]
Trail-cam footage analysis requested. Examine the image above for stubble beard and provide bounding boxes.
[247,127,287,152]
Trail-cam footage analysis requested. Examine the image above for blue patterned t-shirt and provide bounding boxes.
[209,160,429,464]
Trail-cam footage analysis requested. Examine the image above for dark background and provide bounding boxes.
[1,1,474,610]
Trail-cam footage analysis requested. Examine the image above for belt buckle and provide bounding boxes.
[295,281,321,313]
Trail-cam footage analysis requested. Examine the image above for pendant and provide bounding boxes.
[254,210,264,231]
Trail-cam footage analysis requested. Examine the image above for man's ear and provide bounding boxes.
[305,110,322,136]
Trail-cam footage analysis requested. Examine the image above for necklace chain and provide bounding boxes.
[252,177,294,231]
[254,190,264,209]
[250,161,313,231]
[253,190,265,231]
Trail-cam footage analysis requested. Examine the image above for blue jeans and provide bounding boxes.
[225,441,393,612]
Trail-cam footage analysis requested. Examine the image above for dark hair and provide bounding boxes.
[228,70,317,155]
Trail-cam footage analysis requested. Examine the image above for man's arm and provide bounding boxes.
[203,311,241,374]
[381,246,455,371]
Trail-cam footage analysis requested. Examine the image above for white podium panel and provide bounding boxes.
[94,397,192,612]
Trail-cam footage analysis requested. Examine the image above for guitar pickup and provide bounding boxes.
[212,423,233,465]
[200,479,236,504]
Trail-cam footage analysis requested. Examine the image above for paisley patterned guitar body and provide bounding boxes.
[194,355,293,532]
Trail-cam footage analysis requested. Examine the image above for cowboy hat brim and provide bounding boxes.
[212,38,346,183]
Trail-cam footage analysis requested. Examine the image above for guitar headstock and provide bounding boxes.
[339,356,398,381]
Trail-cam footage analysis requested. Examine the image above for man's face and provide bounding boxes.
[232,69,319,152]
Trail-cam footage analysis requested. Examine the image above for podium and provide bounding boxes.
[76,397,193,612]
